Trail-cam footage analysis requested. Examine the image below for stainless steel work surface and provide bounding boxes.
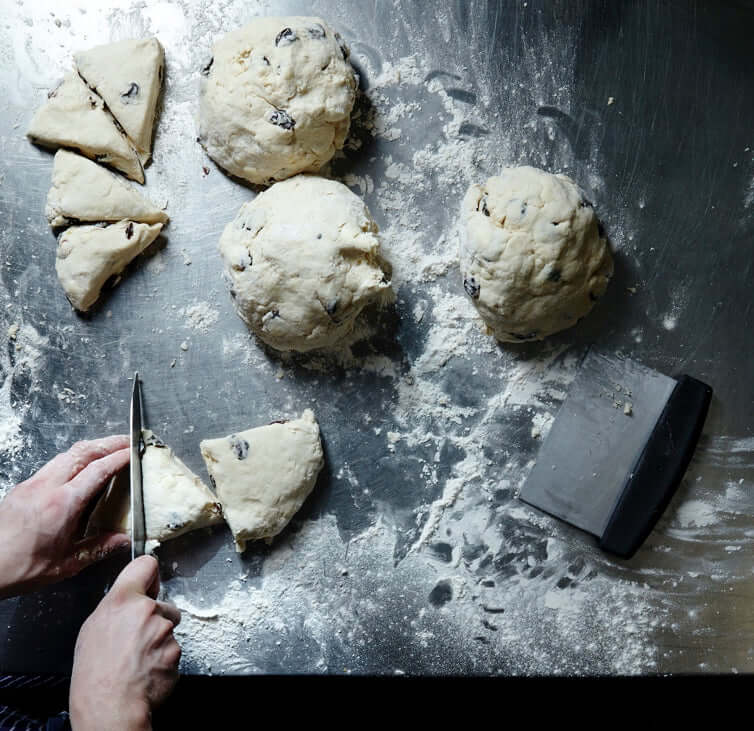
[1,0,752,675]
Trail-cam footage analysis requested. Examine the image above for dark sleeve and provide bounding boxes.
[45,712,71,731]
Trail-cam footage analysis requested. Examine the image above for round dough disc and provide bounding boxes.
[219,174,391,352]
[198,16,357,185]
[459,166,613,342]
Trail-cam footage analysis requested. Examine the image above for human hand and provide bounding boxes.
[0,436,131,599]
[69,555,181,731]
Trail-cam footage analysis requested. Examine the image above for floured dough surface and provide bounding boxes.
[26,73,144,183]
[459,166,613,342]
[200,410,324,552]
[198,16,357,185]
[46,150,168,228]
[74,37,164,163]
[55,220,162,311]
[219,175,391,352]
[87,430,223,551]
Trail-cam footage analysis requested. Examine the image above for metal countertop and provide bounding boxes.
[0,0,753,675]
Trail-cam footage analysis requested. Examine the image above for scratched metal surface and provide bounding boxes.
[0,0,753,675]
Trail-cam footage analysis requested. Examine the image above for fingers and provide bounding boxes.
[66,448,130,511]
[160,638,181,675]
[33,435,129,485]
[163,638,182,669]
[59,532,131,578]
[155,600,181,627]
[150,640,181,707]
[112,554,160,598]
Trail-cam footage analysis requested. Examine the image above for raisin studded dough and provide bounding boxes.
[200,410,323,552]
[46,150,168,228]
[56,220,163,311]
[198,17,357,185]
[26,73,144,183]
[87,430,223,552]
[218,175,391,352]
[459,166,613,342]
[74,38,164,163]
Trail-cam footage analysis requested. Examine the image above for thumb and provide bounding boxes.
[59,532,130,578]
[112,554,160,599]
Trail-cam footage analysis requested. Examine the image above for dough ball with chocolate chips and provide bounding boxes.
[459,166,613,342]
[198,16,357,185]
[218,175,392,352]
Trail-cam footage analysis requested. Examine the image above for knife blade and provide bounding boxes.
[130,372,147,559]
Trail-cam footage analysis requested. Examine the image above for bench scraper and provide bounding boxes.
[519,350,712,559]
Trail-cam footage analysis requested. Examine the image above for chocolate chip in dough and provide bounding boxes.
[275,27,297,46]
[120,82,139,103]
[464,276,480,299]
[229,435,250,460]
[200,57,214,76]
[268,109,295,130]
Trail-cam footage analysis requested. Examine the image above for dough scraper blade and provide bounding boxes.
[519,350,712,559]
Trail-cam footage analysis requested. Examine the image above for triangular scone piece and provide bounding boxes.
[55,220,162,311]
[26,73,144,183]
[46,150,168,228]
[74,38,164,162]
[87,430,223,552]
[200,410,324,552]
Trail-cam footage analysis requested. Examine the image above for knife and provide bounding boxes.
[130,372,147,559]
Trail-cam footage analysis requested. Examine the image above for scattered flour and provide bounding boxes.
[167,514,658,675]
[0,321,49,496]
[673,500,718,529]
[180,301,220,333]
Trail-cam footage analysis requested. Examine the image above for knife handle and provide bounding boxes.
[599,374,713,559]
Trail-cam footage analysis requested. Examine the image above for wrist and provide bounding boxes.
[0,552,47,599]
[70,692,151,731]
[0,555,28,599]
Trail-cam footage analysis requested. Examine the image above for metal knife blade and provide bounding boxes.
[130,372,147,559]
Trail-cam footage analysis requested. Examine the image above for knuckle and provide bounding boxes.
[141,595,159,615]
[166,639,182,665]
[68,440,91,461]
[88,459,109,481]
[156,616,175,637]
[158,600,180,622]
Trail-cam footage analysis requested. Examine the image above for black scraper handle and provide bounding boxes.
[599,375,712,559]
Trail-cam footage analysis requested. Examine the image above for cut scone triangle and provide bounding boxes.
[55,220,162,311]
[200,410,324,552]
[26,72,144,183]
[87,430,223,552]
[47,150,168,228]
[74,38,164,163]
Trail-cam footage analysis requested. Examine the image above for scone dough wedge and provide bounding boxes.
[26,73,144,183]
[88,430,223,552]
[74,38,164,163]
[55,220,162,311]
[200,410,324,552]
[46,150,168,228]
